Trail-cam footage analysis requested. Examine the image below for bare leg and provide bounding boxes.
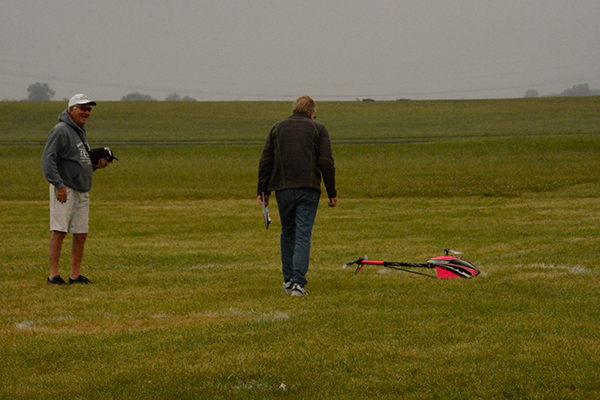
[49,231,67,278]
[71,233,88,279]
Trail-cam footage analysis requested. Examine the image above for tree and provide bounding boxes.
[524,89,539,98]
[164,92,181,101]
[165,92,197,102]
[27,82,55,102]
[559,84,590,97]
[121,92,157,101]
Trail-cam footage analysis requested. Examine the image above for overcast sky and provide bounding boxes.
[2,1,599,102]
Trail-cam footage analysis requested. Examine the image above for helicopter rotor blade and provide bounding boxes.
[444,248,463,256]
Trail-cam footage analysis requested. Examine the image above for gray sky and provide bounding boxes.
[2,1,599,102]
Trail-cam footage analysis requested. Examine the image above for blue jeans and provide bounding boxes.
[276,188,321,287]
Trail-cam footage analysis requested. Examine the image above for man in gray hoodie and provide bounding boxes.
[41,94,109,286]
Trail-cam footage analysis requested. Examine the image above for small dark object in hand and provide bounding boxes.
[89,147,118,165]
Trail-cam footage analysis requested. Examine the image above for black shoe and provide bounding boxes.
[47,275,67,286]
[69,275,91,284]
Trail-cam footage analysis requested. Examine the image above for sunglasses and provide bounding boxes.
[75,105,93,112]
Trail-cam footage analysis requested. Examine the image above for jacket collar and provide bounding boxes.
[58,110,90,151]
[288,113,312,120]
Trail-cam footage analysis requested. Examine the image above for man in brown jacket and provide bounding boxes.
[257,96,337,297]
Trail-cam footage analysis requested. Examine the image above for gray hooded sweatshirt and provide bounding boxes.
[41,110,94,193]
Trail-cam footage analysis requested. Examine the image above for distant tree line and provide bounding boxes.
[4,82,600,102]
[120,92,157,102]
[164,92,197,102]
[120,92,196,101]
[2,83,198,102]
[524,83,600,98]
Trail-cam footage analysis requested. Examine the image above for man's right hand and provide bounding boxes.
[56,187,67,203]
[258,195,269,207]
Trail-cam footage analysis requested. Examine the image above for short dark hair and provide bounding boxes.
[292,95,316,115]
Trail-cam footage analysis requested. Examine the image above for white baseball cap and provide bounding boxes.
[68,94,97,109]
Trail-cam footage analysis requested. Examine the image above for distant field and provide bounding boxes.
[1,98,600,399]
[1,97,599,143]
[1,97,600,201]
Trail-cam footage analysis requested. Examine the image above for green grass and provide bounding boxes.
[1,97,599,144]
[1,98,600,399]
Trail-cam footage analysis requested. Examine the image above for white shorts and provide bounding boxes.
[49,185,90,234]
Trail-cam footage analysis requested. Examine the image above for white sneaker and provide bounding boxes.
[283,281,294,294]
[291,283,307,297]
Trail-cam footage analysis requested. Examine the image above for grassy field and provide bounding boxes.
[1,98,599,399]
